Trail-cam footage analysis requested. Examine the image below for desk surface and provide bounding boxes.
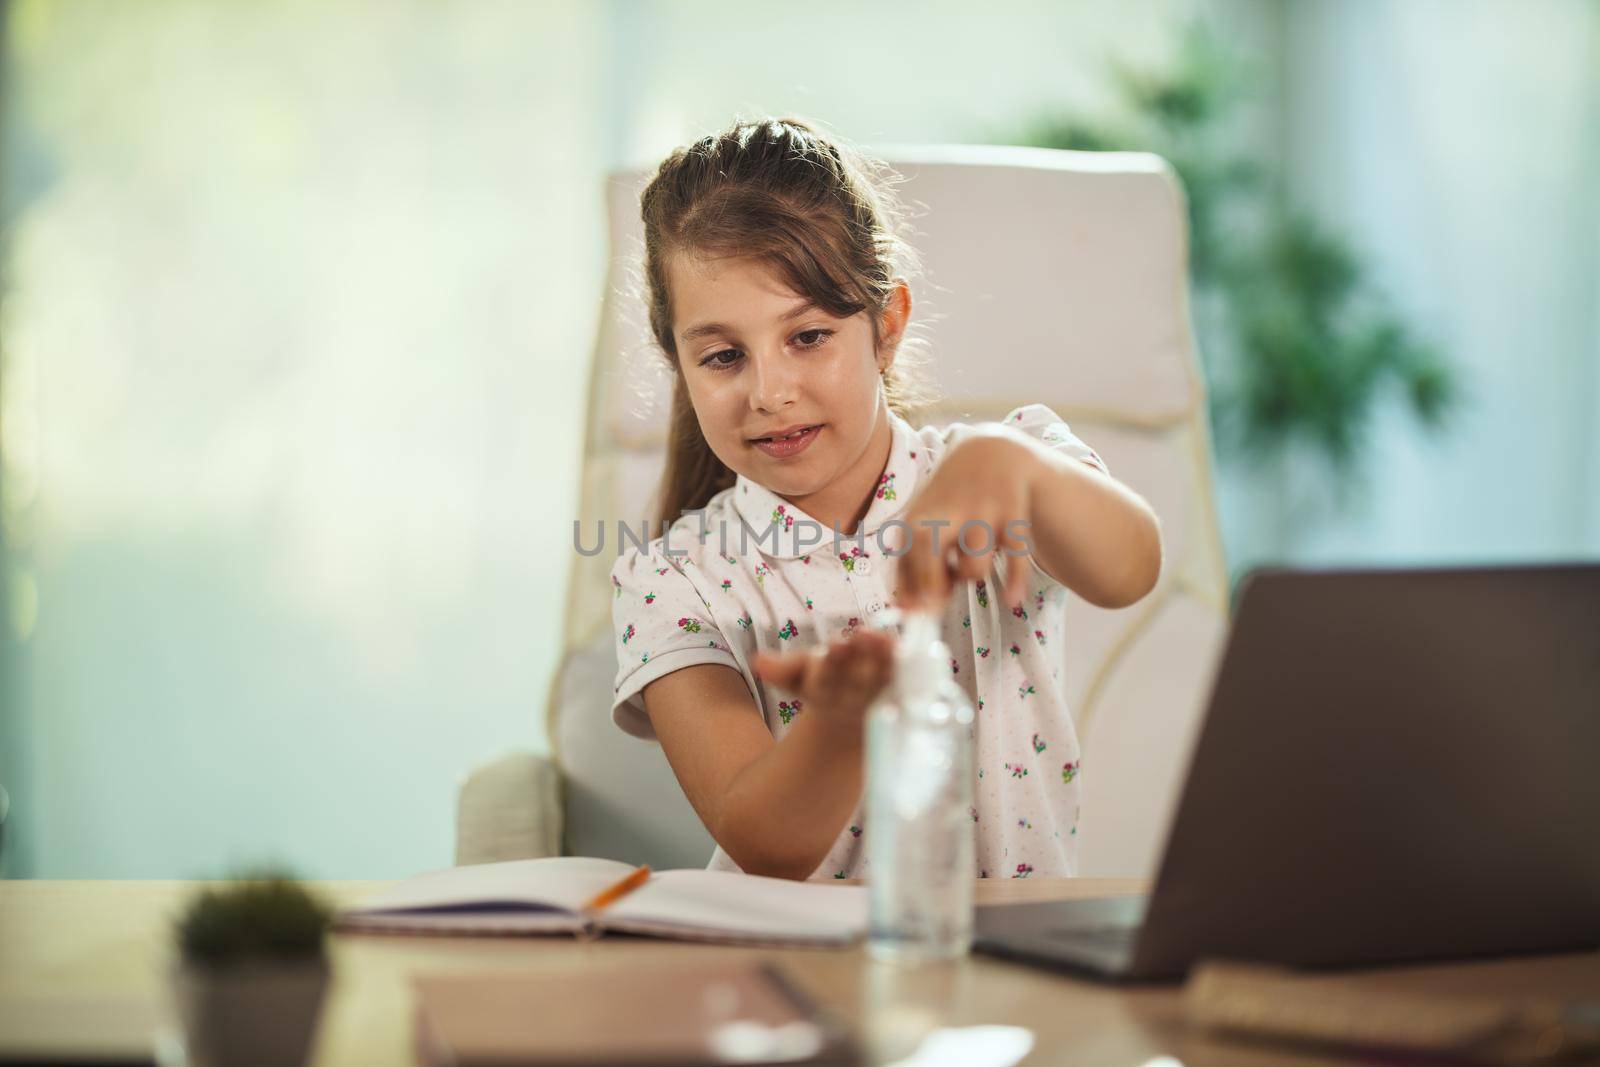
[4,878,1599,1066]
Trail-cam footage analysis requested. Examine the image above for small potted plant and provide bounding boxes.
[172,869,334,1067]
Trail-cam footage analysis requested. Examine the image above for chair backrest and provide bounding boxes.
[553,145,1229,877]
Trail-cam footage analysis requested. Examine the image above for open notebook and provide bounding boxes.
[338,857,867,947]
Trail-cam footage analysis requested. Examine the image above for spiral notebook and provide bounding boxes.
[338,857,867,947]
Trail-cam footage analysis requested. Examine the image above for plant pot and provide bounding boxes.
[172,958,328,1067]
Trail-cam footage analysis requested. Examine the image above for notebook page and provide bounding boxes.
[341,856,639,919]
[601,869,868,946]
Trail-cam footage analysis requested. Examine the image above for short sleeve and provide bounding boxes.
[609,543,739,741]
[1001,403,1109,476]
[1000,403,1110,590]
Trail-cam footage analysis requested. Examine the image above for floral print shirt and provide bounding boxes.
[609,403,1109,881]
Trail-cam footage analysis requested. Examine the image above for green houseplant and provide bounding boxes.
[172,871,334,1067]
[999,24,1459,566]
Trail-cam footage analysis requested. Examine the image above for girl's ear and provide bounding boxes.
[876,279,913,371]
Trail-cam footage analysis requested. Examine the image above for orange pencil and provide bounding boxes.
[581,865,651,914]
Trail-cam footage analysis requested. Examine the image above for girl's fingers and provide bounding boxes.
[824,635,861,668]
[892,531,924,608]
[891,551,921,609]
[847,648,876,687]
[862,641,895,688]
[846,634,895,697]
[752,652,793,687]
[754,648,817,691]
[954,527,991,584]
[987,511,1024,608]
[852,631,895,668]
[880,522,909,556]
[907,524,955,610]
[997,523,1030,608]
[1003,552,1027,611]
[762,632,898,715]
[924,524,953,606]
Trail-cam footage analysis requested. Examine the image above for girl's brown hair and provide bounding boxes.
[638,115,932,531]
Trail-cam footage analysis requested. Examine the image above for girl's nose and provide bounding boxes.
[748,351,798,413]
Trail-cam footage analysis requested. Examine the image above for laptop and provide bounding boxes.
[974,563,1600,981]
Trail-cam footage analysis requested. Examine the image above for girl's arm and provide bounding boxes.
[1020,439,1163,609]
[895,428,1162,612]
[641,631,895,881]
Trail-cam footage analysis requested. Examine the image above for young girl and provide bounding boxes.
[609,117,1162,882]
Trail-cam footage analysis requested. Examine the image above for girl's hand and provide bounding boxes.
[891,430,1040,613]
[751,630,897,741]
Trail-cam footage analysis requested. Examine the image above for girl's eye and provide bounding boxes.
[700,349,742,370]
[697,329,834,371]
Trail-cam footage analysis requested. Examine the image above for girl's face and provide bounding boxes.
[667,252,908,523]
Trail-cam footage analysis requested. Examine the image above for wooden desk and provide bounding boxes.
[3,879,1598,1065]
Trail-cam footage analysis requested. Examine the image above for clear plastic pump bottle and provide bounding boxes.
[864,608,977,962]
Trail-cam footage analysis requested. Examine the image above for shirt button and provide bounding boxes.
[855,558,873,576]
[867,600,884,614]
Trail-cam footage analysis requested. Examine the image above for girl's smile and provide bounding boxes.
[749,423,823,458]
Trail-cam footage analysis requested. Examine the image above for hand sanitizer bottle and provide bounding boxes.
[865,608,977,962]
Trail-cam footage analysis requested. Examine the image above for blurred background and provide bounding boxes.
[1,0,1596,879]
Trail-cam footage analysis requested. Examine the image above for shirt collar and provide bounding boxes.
[730,409,922,560]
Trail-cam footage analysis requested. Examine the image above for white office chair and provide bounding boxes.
[457,146,1230,878]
